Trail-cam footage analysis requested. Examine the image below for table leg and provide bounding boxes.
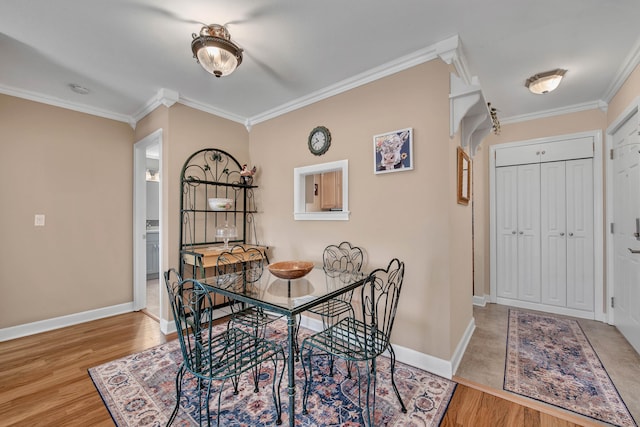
[287,314,296,426]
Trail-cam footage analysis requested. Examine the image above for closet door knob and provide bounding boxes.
[512,231,516,234]
[569,232,574,237]
[541,150,546,155]
[519,231,524,235]
[560,232,565,236]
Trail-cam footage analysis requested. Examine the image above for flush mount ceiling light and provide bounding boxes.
[191,24,243,78]
[525,69,567,94]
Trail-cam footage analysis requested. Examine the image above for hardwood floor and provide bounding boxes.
[0,312,173,426]
[0,312,591,426]
[444,378,595,427]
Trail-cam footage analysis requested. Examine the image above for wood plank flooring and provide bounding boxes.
[0,312,592,426]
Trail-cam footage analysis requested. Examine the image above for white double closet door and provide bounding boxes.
[540,159,594,310]
[496,144,594,314]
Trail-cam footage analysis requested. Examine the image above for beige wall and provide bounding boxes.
[3,54,638,363]
[0,58,489,366]
[1,61,473,361]
[0,94,134,327]
[250,60,473,359]
[135,104,250,319]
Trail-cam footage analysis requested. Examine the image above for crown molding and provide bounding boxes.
[602,37,640,103]
[248,38,462,126]
[0,83,133,126]
[178,96,247,125]
[131,88,181,128]
[435,35,472,85]
[501,99,608,125]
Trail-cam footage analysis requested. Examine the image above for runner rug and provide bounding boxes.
[504,309,637,427]
[89,320,456,426]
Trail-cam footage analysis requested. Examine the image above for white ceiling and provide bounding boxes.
[1,0,639,127]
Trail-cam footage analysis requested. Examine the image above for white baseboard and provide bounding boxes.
[496,297,596,320]
[160,317,176,335]
[472,294,488,307]
[451,317,475,375]
[0,302,134,342]
[2,309,475,382]
[298,315,462,380]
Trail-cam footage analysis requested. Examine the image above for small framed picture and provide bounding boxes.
[457,147,471,205]
[373,127,413,174]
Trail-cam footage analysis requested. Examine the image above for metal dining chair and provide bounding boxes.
[215,246,283,390]
[164,268,285,426]
[315,241,364,321]
[297,242,364,368]
[300,258,407,426]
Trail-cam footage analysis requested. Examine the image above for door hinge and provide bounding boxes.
[610,222,614,234]
[611,297,615,308]
[610,148,614,160]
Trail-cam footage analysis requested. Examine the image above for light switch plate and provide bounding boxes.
[34,214,45,226]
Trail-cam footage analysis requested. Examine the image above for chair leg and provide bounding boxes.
[230,373,240,395]
[362,359,377,427]
[294,314,302,361]
[388,346,407,413]
[271,350,285,425]
[301,344,312,414]
[205,380,213,427]
[166,364,185,426]
[215,378,229,427]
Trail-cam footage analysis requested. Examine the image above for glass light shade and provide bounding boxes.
[526,69,567,94]
[191,25,243,78]
[196,45,239,77]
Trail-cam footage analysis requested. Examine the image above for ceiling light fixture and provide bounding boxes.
[525,69,567,94]
[191,24,243,78]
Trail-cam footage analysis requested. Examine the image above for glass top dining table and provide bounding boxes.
[200,265,367,426]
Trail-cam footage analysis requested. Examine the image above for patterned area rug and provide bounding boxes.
[504,310,637,427]
[89,320,456,426]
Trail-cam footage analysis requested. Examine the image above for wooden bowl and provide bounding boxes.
[268,261,314,280]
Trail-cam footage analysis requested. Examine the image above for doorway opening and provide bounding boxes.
[133,129,163,322]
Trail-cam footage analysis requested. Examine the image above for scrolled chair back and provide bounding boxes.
[358,258,405,358]
[165,269,216,377]
[216,245,265,287]
[322,241,364,276]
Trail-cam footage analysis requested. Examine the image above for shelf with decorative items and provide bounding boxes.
[178,148,268,283]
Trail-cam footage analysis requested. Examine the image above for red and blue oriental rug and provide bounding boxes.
[504,309,637,427]
[89,321,456,426]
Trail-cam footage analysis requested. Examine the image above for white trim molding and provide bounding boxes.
[300,314,475,380]
[501,100,608,125]
[0,83,133,126]
[603,37,640,103]
[0,303,134,342]
[472,295,488,307]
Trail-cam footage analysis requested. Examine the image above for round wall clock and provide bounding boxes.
[308,126,331,156]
